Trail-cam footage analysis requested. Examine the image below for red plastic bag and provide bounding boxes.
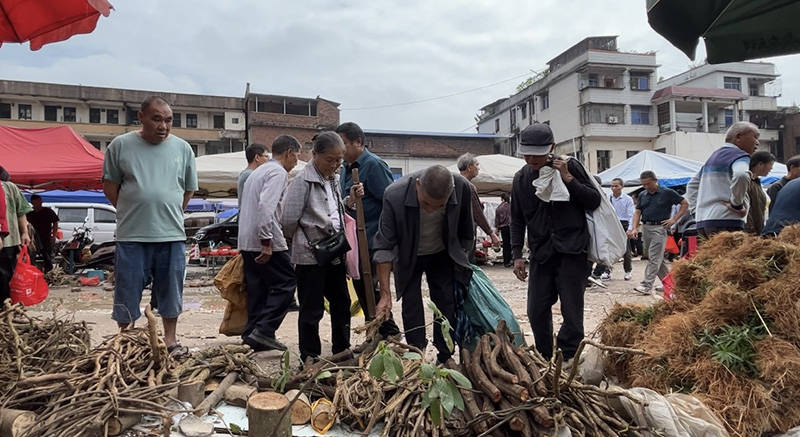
[662,272,675,300]
[665,237,680,255]
[9,246,49,306]
[79,276,100,286]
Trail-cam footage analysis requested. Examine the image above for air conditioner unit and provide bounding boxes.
[607,115,619,124]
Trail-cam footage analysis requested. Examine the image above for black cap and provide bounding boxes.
[519,123,554,156]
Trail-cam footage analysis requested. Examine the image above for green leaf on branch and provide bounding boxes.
[369,354,385,379]
[420,363,436,381]
[272,350,292,392]
[440,319,454,353]
[402,352,422,361]
[316,370,332,381]
[430,398,442,426]
[445,369,472,389]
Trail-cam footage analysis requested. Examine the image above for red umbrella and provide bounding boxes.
[0,0,112,50]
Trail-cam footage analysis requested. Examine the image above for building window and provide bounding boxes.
[494,119,500,133]
[18,104,32,120]
[723,76,741,91]
[232,117,240,124]
[540,92,549,110]
[588,73,599,88]
[213,115,225,129]
[626,150,639,159]
[0,103,10,119]
[510,108,517,131]
[89,108,101,123]
[172,113,181,127]
[63,107,76,122]
[724,109,734,128]
[186,113,197,128]
[795,137,800,155]
[631,106,651,125]
[581,104,624,125]
[44,105,57,121]
[629,72,650,90]
[106,109,119,124]
[190,144,198,156]
[529,99,534,116]
[597,150,611,172]
[520,103,527,120]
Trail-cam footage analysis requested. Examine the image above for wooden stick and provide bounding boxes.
[178,380,206,408]
[144,305,162,368]
[196,371,239,416]
[467,343,501,403]
[351,168,376,320]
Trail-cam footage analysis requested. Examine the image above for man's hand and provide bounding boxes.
[490,232,501,248]
[661,217,677,228]
[350,183,364,199]
[20,232,31,247]
[513,259,528,282]
[626,229,638,239]
[551,157,574,183]
[376,295,392,320]
[722,201,747,218]
[255,244,272,264]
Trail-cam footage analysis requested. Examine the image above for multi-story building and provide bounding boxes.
[0,79,247,156]
[653,62,782,162]
[477,36,659,173]
[244,85,341,150]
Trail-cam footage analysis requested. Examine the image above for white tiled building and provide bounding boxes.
[477,36,659,173]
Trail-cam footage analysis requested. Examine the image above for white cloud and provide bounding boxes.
[1,0,798,131]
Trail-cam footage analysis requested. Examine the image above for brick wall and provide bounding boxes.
[318,100,340,128]
[249,126,320,151]
[365,134,497,159]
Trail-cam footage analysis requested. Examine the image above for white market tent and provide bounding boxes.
[597,149,787,187]
[195,151,306,197]
[447,154,526,194]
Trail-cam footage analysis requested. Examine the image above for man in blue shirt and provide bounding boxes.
[336,122,400,339]
[763,177,800,236]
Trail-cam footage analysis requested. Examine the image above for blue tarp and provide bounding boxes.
[598,150,787,187]
[23,190,238,212]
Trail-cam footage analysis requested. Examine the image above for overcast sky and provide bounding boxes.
[2,0,799,132]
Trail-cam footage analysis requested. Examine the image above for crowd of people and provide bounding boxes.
[2,96,800,367]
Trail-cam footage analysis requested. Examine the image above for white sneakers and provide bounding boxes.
[624,272,633,281]
[600,272,611,280]
[633,285,651,295]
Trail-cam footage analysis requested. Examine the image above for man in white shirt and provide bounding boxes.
[593,178,634,281]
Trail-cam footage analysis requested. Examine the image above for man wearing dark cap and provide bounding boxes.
[510,124,601,362]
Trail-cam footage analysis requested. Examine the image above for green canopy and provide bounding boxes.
[647,0,800,64]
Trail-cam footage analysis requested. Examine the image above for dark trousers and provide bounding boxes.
[401,250,457,363]
[352,257,400,338]
[499,226,512,265]
[241,250,296,340]
[0,246,21,303]
[528,252,589,361]
[295,263,351,362]
[592,220,632,275]
[39,240,53,273]
[631,233,644,257]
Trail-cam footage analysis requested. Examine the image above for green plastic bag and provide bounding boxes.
[461,265,526,349]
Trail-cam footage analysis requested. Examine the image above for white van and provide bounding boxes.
[44,203,117,244]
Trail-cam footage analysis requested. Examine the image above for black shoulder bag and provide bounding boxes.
[299,176,351,266]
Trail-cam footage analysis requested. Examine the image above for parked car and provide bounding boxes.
[193,213,238,247]
[44,203,117,244]
[184,212,217,238]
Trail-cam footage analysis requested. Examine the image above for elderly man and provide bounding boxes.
[336,121,401,339]
[103,96,197,357]
[457,153,500,262]
[237,143,268,206]
[745,151,775,235]
[628,171,687,295]
[686,121,757,237]
[1,167,32,303]
[510,124,601,362]
[373,165,473,364]
[767,155,800,212]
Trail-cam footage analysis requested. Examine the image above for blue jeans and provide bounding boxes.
[112,241,185,323]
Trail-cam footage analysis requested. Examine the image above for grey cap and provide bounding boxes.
[519,123,554,156]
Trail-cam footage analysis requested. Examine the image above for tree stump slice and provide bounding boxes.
[284,389,311,425]
[247,391,291,437]
[0,409,35,437]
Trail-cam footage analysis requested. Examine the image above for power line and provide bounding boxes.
[339,71,534,111]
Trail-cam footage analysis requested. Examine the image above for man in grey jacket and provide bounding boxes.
[373,165,474,363]
[237,135,300,352]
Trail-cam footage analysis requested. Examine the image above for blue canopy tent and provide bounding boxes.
[598,150,787,187]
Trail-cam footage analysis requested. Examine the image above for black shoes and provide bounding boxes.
[244,331,287,352]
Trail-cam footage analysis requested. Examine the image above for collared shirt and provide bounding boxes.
[636,186,683,223]
[340,148,394,249]
[609,192,634,226]
[237,160,289,252]
[237,168,254,207]
[1,181,32,247]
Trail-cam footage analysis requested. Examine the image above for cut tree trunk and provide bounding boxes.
[311,399,335,434]
[224,384,256,407]
[196,372,239,416]
[284,389,311,425]
[247,392,291,437]
[178,380,206,408]
[0,409,35,437]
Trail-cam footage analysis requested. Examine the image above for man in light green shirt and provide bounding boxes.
[1,174,32,303]
[103,96,197,356]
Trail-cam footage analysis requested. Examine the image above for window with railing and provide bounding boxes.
[44,105,57,121]
[597,150,611,172]
[725,109,734,128]
[629,72,650,90]
[186,113,198,128]
[173,113,181,128]
[581,104,624,125]
[631,106,651,125]
[63,107,76,122]
[106,109,119,124]
[0,103,10,119]
[18,104,32,120]
[89,108,101,123]
[540,92,549,110]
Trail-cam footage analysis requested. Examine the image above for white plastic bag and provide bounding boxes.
[568,158,627,266]
[617,387,729,437]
